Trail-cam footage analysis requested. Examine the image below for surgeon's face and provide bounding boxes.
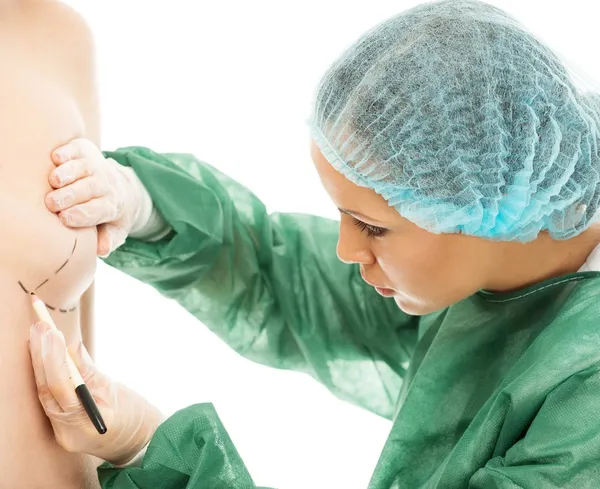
[310,141,498,315]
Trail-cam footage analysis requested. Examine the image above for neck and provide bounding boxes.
[486,226,600,292]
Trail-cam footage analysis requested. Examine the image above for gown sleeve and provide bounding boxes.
[102,146,419,419]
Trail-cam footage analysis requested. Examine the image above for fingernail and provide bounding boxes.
[54,149,68,163]
[53,196,63,209]
[97,235,113,258]
[33,321,50,335]
[55,188,74,208]
[45,193,55,209]
[61,212,73,225]
[41,331,53,358]
[55,170,71,185]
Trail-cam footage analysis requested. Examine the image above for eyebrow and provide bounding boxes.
[338,208,386,224]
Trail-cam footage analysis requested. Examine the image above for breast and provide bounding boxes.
[0,60,97,307]
[0,49,100,489]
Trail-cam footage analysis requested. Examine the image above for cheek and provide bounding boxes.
[375,242,433,294]
[381,252,462,315]
[375,236,482,309]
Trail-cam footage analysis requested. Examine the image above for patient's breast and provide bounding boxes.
[0,63,97,309]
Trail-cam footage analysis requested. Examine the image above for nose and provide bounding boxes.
[336,217,375,265]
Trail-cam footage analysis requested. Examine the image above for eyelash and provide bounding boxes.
[353,218,388,238]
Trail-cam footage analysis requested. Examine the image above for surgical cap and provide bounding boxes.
[310,0,600,242]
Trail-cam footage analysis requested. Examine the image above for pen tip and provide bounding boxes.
[31,294,40,303]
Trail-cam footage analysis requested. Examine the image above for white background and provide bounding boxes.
[62,2,599,488]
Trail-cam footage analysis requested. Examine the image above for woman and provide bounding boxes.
[30,0,600,487]
[0,1,102,487]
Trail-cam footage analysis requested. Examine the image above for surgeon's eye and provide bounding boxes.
[353,218,388,238]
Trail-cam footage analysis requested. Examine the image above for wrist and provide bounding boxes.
[105,389,165,466]
[123,167,171,241]
[115,163,148,235]
[110,441,149,468]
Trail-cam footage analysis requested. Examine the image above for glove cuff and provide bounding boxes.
[119,165,171,241]
[111,440,149,468]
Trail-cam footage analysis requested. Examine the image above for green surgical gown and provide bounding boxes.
[99,146,600,489]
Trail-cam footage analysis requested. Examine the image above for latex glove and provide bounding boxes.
[28,321,164,465]
[45,138,147,257]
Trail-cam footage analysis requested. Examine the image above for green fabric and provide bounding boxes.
[99,404,262,488]
[100,147,600,489]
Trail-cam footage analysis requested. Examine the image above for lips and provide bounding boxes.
[360,269,396,297]
[374,287,396,297]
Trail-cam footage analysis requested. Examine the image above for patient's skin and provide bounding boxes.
[0,2,101,487]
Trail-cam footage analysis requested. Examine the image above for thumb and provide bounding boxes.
[97,223,127,257]
[42,330,81,413]
[67,341,97,381]
[96,224,113,257]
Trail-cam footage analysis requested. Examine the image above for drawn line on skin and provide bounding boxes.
[18,237,79,313]
[18,281,61,311]
[34,278,49,290]
[52,238,78,276]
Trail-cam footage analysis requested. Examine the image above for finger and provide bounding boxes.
[67,342,113,413]
[96,224,113,258]
[46,176,109,214]
[51,138,94,166]
[48,158,92,189]
[58,198,120,228]
[45,186,75,213]
[109,226,128,251]
[97,223,127,257]
[42,330,81,413]
[67,341,95,374]
[29,322,52,388]
[29,323,63,414]
[67,341,97,383]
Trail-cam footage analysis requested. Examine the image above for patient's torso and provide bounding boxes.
[0,3,100,488]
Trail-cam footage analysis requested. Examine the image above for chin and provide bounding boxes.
[393,295,443,316]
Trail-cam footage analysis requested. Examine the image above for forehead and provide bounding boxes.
[310,141,399,220]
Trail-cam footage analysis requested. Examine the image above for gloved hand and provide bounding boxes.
[28,321,165,465]
[45,138,147,257]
